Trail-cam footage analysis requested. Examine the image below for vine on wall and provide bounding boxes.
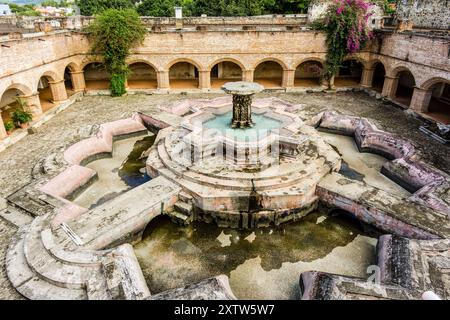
[320,0,374,87]
[87,9,146,96]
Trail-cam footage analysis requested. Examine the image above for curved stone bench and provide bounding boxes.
[315,111,450,217]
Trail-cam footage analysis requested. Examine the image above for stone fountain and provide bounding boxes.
[222,81,264,128]
[146,81,342,228]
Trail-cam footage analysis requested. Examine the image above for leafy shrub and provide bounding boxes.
[320,0,374,86]
[4,121,14,132]
[11,110,33,126]
[87,9,146,96]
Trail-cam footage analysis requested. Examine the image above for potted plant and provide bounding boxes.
[4,121,14,135]
[11,110,33,129]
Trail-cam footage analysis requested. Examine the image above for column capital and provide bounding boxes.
[69,70,84,75]
[384,75,398,80]
[48,79,65,85]
[20,92,39,99]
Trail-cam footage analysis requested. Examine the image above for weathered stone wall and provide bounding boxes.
[395,0,450,30]
[0,25,449,131]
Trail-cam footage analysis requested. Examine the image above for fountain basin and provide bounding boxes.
[146,98,342,228]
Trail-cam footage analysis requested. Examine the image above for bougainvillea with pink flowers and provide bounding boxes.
[322,0,375,86]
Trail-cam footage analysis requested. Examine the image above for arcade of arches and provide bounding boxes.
[1,56,449,140]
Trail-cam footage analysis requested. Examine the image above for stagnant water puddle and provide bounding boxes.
[319,132,411,197]
[73,134,155,209]
[134,212,379,300]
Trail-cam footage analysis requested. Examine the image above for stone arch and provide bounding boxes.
[127,61,158,89]
[367,58,385,70]
[335,59,363,87]
[420,77,450,123]
[253,57,288,71]
[207,58,246,72]
[62,62,82,96]
[293,57,326,70]
[83,62,110,90]
[127,59,160,73]
[37,70,59,86]
[0,83,34,135]
[420,77,450,90]
[344,56,370,69]
[209,58,244,89]
[80,58,104,70]
[168,60,200,89]
[36,71,60,112]
[371,60,387,92]
[294,59,324,87]
[2,83,33,97]
[166,58,204,72]
[387,64,416,79]
[253,59,285,88]
[64,61,82,73]
[391,66,416,107]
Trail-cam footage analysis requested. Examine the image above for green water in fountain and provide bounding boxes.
[203,111,282,141]
[134,212,378,300]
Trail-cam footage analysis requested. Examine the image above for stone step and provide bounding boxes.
[167,210,193,226]
[6,226,87,300]
[178,191,193,203]
[158,138,320,191]
[174,201,193,216]
[23,218,89,290]
[0,205,33,228]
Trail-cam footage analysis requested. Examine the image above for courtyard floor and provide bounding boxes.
[0,91,449,299]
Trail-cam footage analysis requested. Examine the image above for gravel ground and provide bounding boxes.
[0,91,448,299]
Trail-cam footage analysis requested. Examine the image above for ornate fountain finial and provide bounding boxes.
[222,81,264,129]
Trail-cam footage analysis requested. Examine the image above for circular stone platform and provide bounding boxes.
[221,81,264,95]
[146,97,342,228]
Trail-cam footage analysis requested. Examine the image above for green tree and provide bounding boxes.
[138,0,187,17]
[268,0,311,14]
[10,4,41,16]
[87,9,146,96]
[76,0,134,16]
[190,0,274,16]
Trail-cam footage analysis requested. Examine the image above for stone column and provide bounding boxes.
[382,76,398,98]
[232,94,254,128]
[242,70,254,83]
[21,93,43,119]
[410,87,433,112]
[157,71,170,89]
[48,79,68,103]
[322,75,335,89]
[360,67,375,87]
[282,69,295,88]
[70,71,86,92]
[0,116,7,139]
[199,70,211,90]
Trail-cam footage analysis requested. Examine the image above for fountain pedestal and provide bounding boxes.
[222,81,264,129]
